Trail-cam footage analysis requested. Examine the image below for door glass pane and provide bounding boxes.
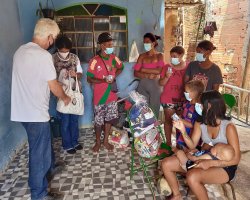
[110,16,126,30]
[114,47,127,61]
[93,32,105,48]
[75,18,92,32]
[64,33,76,47]
[111,32,127,46]
[78,48,94,63]
[75,33,93,47]
[93,18,109,31]
[58,17,74,31]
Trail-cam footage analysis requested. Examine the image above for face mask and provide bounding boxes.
[195,103,203,116]
[171,58,180,65]
[195,53,206,62]
[47,36,55,51]
[104,47,114,55]
[184,92,192,101]
[58,52,70,59]
[144,43,152,52]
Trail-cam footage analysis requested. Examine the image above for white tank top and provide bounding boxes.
[200,120,233,146]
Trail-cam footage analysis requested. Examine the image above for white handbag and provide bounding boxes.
[56,76,84,115]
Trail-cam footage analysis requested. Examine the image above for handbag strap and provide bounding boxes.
[75,75,80,93]
[68,74,80,93]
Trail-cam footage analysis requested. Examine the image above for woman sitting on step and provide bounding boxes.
[161,90,241,200]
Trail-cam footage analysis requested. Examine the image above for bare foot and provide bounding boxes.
[92,142,101,152]
[170,194,182,200]
[103,142,114,151]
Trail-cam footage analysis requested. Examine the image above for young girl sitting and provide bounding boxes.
[175,80,205,150]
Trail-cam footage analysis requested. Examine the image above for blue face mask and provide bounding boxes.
[104,47,114,55]
[184,92,192,101]
[144,43,152,52]
[195,103,203,116]
[171,58,180,65]
[195,53,206,62]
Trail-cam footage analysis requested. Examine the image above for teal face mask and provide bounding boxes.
[171,58,180,65]
[144,43,152,52]
[195,53,206,62]
[195,103,203,116]
[104,47,114,55]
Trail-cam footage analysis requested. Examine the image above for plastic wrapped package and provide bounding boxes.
[134,128,162,158]
[108,126,129,148]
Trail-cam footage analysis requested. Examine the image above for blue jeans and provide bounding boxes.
[22,122,51,200]
[59,113,79,150]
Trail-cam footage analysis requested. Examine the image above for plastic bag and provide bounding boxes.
[108,126,129,148]
[129,40,139,62]
[134,128,162,158]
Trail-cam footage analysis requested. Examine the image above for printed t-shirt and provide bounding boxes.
[87,54,124,105]
[160,63,187,104]
[176,102,199,147]
[185,61,223,91]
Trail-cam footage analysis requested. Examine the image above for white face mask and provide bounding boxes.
[58,52,69,59]
[184,92,192,101]
[195,103,203,116]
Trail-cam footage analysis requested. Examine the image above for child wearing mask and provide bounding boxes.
[53,35,83,154]
[159,46,188,146]
[174,80,205,150]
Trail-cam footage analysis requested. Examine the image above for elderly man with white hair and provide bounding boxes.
[11,18,71,200]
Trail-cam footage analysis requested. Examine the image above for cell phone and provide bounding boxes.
[186,160,197,170]
[193,150,206,157]
[167,67,173,74]
[171,113,180,121]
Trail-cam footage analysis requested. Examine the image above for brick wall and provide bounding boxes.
[164,9,178,62]
[182,0,249,86]
[183,5,204,61]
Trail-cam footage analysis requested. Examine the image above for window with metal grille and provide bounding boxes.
[55,4,128,63]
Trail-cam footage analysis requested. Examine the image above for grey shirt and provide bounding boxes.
[200,120,232,146]
[185,61,223,91]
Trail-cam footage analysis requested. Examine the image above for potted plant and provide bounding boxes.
[36,0,55,19]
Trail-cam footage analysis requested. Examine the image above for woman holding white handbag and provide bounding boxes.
[53,35,84,154]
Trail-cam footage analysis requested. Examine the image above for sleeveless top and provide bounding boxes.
[200,120,233,146]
